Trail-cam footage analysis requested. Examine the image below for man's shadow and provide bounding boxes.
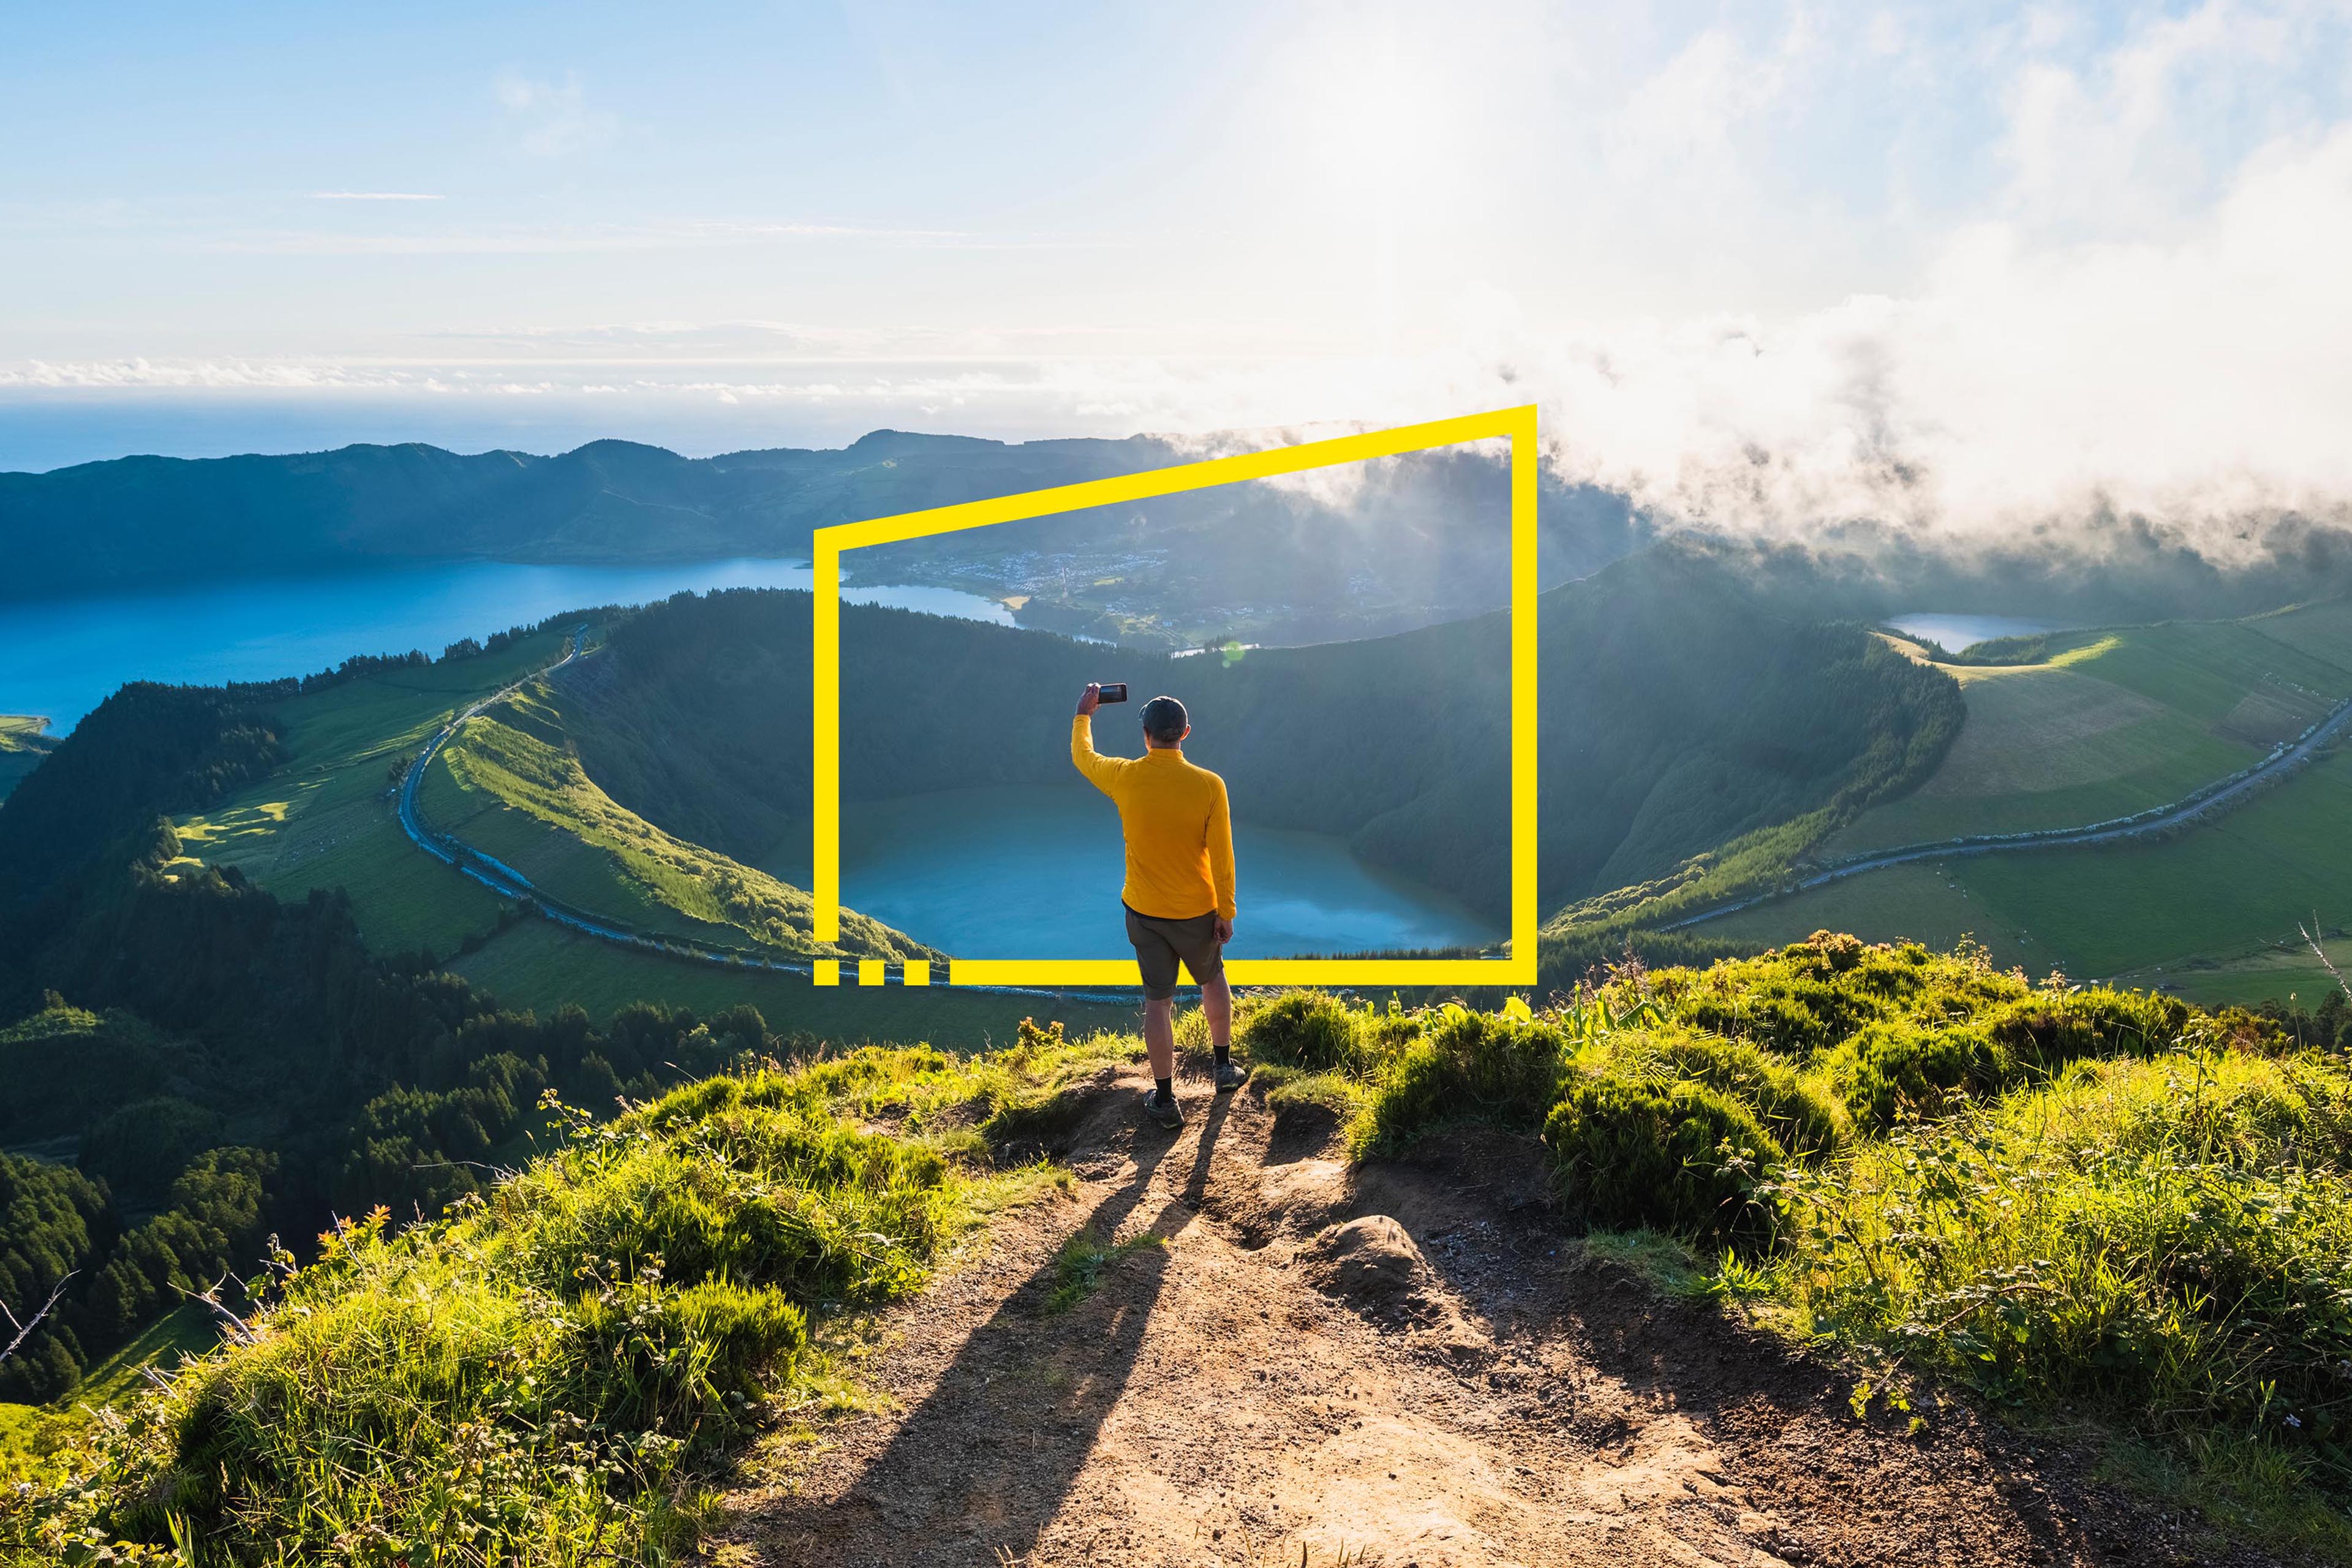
[785,1088,1233,1564]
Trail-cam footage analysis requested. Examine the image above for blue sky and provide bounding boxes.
[4,1,2351,551]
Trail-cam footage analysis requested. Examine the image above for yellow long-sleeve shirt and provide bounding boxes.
[1070,714,1236,921]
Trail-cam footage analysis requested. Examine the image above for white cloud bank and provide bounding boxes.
[1513,122,2352,562]
[12,2,2352,570]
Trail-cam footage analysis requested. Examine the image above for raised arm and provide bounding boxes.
[1208,774,1236,927]
[1069,684,1121,794]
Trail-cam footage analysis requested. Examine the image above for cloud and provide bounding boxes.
[494,72,616,157]
[0,359,416,390]
[18,4,2352,575]
[194,219,997,257]
[306,192,444,202]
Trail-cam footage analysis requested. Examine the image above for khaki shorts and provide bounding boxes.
[1123,903,1226,1001]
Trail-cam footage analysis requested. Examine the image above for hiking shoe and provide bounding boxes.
[1212,1058,1248,1093]
[1141,1086,1185,1129]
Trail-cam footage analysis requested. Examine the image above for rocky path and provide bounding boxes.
[715,1062,2258,1567]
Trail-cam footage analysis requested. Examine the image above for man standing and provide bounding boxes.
[1072,683,1243,1127]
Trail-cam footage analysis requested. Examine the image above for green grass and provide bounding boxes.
[170,630,920,968]
[445,918,1137,1047]
[2119,937,2352,1009]
[423,680,921,962]
[2245,595,2352,668]
[9,960,2346,1562]
[66,1305,222,1414]
[2067,619,2352,727]
[0,1028,1144,1566]
[1042,1229,1167,1314]
[1714,745,2352,997]
[1833,612,2352,856]
[1706,865,2041,974]
[1240,954,2352,1562]
[1747,1049,2352,1560]
[1228,959,2352,1561]
[174,635,567,957]
[1,1305,224,1472]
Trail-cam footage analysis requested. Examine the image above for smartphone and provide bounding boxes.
[1097,682,1128,703]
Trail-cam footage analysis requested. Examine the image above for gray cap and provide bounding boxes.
[1140,694,1188,744]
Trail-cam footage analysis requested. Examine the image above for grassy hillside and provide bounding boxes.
[1832,601,2352,854]
[9,955,2351,1563]
[169,634,567,956]
[0,829,1049,1415]
[0,1023,1140,1564]
[0,717,51,805]
[421,680,925,962]
[1709,743,2352,997]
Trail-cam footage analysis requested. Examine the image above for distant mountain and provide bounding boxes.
[0,432,1138,600]
[0,430,1640,613]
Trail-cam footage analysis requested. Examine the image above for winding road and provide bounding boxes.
[1669,693,2352,930]
[394,631,829,979]
[392,635,1129,998]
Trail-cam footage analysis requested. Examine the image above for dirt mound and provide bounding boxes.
[1302,1213,1428,1304]
[715,1059,2272,1568]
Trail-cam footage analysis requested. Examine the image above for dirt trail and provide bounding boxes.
[718,1061,2248,1567]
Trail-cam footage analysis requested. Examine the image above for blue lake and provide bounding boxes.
[0,557,1013,733]
[832,784,1502,962]
[1885,612,2073,653]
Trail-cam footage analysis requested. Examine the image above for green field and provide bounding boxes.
[0,714,55,804]
[2116,935,2352,1008]
[421,679,921,960]
[0,1302,220,1461]
[2242,594,2352,666]
[446,916,1135,1046]
[1713,744,2352,999]
[1832,605,2352,855]
[172,635,568,957]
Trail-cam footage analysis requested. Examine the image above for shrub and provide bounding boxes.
[1981,986,2191,1070]
[1819,987,2195,1131]
[1239,992,1417,1077]
[1603,1029,1849,1155]
[1820,1019,2014,1129]
[1351,1011,1570,1155]
[1545,1077,1783,1240]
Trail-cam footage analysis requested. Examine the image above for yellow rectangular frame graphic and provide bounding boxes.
[813,404,1539,989]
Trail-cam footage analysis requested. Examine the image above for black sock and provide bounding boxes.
[1214,1044,1231,1065]
[1155,1075,1173,1099]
